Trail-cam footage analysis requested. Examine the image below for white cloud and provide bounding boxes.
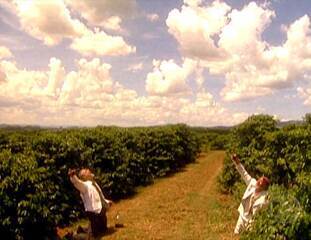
[184,0,203,7]
[166,0,231,60]
[284,15,311,72]
[59,58,114,107]
[0,68,6,83]
[177,88,249,126]
[70,28,136,57]
[65,0,137,28]
[194,67,204,89]
[147,13,159,22]
[12,0,86,45]
[0,60,47,98]
[194,89,216,108]
[0,46,12,59]
[167,1,311,102]
[297,87,311,106]
[101,16,123,32]
[0,57,246,126]
[8,0,136,57]
[220,79,273,102]
[45,58,65,97]
[0,57,119,126]
[145,58,197,96]
[218,2,274,55]
[218,12,311,101]
[0,57,114,106]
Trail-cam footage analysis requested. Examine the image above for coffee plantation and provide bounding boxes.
[0,124,201,239]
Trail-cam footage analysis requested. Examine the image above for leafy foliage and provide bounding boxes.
[0,124,200,239]
[218,114,311,239]
[191,127,230,151]
[241,186,311,240]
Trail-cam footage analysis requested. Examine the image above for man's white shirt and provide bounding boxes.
[70,175,102,214]
[234,162,268,222]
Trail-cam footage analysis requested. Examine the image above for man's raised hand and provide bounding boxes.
[106,199,113,208]
[231,154,240,165]
[68,168,77,177]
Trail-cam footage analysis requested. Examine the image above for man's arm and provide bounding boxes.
[231,154,252,185]
[68,169,87,193]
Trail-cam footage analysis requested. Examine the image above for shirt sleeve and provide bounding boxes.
[70,175,87,193]
[234,162,252,185]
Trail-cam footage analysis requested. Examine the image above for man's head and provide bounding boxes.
[256,176,270,192]
[78,168,94,181]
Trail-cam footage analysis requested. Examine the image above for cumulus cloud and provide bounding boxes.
[65,0,137,28]
[177,88,249,126]
[0,57,116,125]
[70,28,136,57]
[11,0,86,45]
[220,79,273,102]
[297,87,311,106]
[284,15,311,73]
[7,0,135,57]
[45,58,65,97]
[0,57,246,126]
[167,0,231,60]
[145,58,197,96]
[0,45,12,83]
[59,58,115,107]
[0,60,47,98]
[184,0,203,7]
[0,69,6,83]
[218,12,311,101]
[0,57,114,104]
[194,89,216,108]
[167,1,311,102]
[218,2,274,55]
[101,16,123,32]
[0,46,12,59]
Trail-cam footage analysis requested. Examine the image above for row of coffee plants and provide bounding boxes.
[219,114,311,239]
[191,127,230,151]
[0,124,200,239]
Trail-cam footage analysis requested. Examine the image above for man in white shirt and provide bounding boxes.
[231,154,270,234]
[68,168,112,239]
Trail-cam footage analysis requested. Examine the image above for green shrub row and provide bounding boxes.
[191,127,230,151]
[0,124,200,240]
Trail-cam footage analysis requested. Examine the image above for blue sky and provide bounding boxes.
[0,0,310,126]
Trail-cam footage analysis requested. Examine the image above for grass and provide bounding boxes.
[63,151,239,240]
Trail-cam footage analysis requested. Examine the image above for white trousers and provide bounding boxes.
[234,215,247,234]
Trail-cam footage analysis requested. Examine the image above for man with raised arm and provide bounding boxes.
[231,154,270,234]
[68,168,112,239]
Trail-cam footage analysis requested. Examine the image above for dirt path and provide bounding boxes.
[99,151,239,240]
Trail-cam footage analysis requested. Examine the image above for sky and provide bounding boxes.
[0,0,310,127]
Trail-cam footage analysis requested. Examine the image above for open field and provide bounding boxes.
[65,151,239,240]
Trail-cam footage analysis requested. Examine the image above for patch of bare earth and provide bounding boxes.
[92,151,239,240]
